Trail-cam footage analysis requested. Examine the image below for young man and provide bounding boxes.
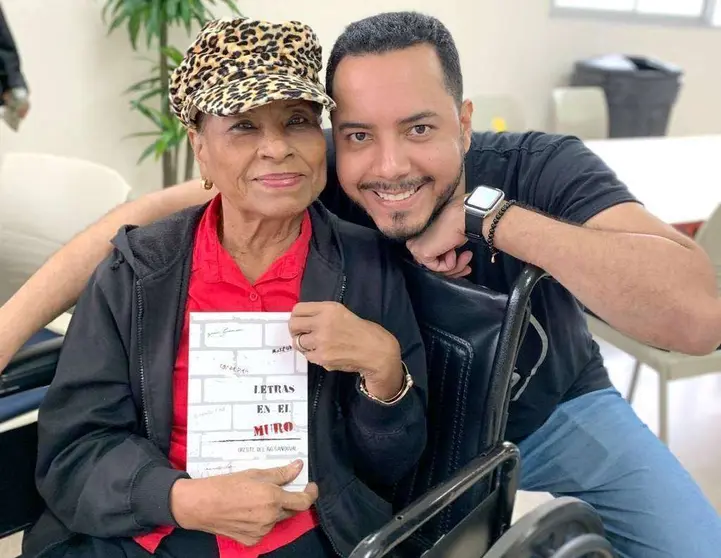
[1,11,720,558]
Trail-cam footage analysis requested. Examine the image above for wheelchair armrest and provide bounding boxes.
[349,441,520,558]
[0,337,64,538]
[0,337,63,399]
[0,386,47,426]
[0,421,45,539]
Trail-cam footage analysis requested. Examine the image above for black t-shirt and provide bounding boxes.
[320,130,638,442]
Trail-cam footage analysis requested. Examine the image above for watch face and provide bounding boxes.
[466,187,504,211]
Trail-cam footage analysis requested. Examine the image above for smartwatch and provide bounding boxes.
[464,185,505,241]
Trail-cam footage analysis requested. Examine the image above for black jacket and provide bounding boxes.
[0,5,26,96]
[23,202,427,557]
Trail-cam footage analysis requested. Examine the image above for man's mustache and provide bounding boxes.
[359,176,432,193]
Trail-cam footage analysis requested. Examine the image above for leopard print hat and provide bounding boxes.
[169,17,336,128]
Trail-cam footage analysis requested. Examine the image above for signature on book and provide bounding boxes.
[207,326,245,338]
[219,363,249,376]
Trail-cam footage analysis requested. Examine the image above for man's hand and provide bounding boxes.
[405,196,473,278]
[289,301,404,400]
[170,460,317,546]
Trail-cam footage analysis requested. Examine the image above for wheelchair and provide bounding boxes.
[0,263,616,558]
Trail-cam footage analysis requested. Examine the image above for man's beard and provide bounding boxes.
[360,160,464,242]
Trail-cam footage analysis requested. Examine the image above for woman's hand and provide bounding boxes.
[171,460,317,546]
[289,302,404,400]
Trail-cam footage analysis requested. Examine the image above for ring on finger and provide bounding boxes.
[295,333,311,353]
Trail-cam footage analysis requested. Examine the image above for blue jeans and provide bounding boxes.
[518,387,721,558]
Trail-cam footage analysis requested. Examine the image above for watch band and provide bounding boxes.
[358,361,414,406]
[465,210,484,242]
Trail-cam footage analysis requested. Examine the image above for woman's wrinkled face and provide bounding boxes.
[189,100,327,220]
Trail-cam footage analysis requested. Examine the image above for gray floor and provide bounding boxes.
[1,340,719,557]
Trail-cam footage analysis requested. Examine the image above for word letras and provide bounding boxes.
[254,384,296,394]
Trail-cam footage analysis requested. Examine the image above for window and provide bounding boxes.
[553,0,721,27]
[636,0,705,17]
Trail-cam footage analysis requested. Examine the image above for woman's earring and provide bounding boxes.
[201,178,213,190]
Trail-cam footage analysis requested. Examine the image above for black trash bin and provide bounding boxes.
[571,54,683,138]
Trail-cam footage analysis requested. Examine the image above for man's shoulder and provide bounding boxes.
[467,130,579,163]
[465,131,595,194]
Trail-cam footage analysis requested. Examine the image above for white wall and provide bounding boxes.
[2,0,721,197]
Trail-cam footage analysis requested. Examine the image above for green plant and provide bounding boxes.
[101,0,242,187]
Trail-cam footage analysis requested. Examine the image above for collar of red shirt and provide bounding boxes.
[192,194,313,287]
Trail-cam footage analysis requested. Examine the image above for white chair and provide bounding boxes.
[0,152,131,308]
[585,204,721,444]
[471,94,526,132]
[551,86,609,140]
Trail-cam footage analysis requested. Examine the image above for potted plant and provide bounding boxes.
[101,0,242,187]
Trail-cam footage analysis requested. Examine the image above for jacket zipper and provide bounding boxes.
[311,274,346,556]
[135,280,151,439]
[311,274,346,419]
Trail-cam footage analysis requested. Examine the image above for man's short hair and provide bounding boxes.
[326,11,463,106]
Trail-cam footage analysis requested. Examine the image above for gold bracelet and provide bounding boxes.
[358,362,414,406]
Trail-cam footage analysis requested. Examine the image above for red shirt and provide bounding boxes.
[134,195,318,556]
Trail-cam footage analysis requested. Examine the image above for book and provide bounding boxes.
[186,312,309,491]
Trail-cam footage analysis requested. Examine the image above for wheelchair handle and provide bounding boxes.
[485,264,548,443]
[349,441,520,558]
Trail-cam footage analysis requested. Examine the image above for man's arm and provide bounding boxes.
[485,201,721,355]
[407,137,721,356]
[0,179,212,372]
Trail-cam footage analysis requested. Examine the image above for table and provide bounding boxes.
[585,135,721,227]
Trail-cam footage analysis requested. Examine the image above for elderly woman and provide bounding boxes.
[22,18,427,558]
